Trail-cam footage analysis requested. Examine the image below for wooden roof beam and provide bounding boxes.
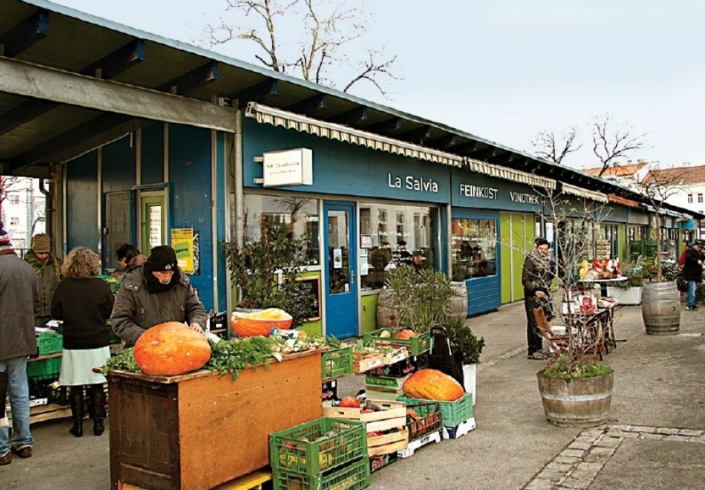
[80,39,145,79]
[286,94,328,114]
[0,40,146,138]
[158,61,219,95]
[366,118,403,134]
[397,126,433,144]
[231,79,279,109]
[329,107,368,125]
[468,147,500,160]
[427,134,458,149]
[0,10,49,58]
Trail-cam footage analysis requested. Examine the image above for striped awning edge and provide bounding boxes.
[561,183,609,203]
[607,194,639,208]
[464,158,556,190]
[245,102,463,167]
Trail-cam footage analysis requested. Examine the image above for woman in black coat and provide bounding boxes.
[683,241,703,311]
[51,247,114,437]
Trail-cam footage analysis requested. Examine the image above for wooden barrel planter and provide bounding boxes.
[376,289,401,328]
[642,281,680,336]
[447,281,469,321]
[536,371,614,428]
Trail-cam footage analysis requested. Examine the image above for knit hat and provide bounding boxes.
[146,245,177,271]
[31,233,51,253]
[0,221,12,249]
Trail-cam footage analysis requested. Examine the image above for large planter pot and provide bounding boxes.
[536,371,614,428]
[462,363,477,406]
[376,289,401,328]
[606,286,643,305]
[448,281,469,321]
[642,281,680,336]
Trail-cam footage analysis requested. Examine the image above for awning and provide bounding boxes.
[245,102,557,189]
[607,194,639,208]
[561,183,609,203]
[464,158,556,190]
[245,102,463,167]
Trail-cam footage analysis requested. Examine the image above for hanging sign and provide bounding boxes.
[262,148,313,187]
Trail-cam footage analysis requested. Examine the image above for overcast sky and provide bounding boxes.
[50,0,705,169]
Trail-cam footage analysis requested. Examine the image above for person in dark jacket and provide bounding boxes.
[522,237,554,360]
[51,247,115,438]
[116,243,147,277]
[683,241,703,311]
[0,222,38,464]
[24,233,61,327]
[110,245,207,347]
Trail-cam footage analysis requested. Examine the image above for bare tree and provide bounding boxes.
[531,126,582,164]
[0,175,21,205]
[592,115,646,177]
[202,0,400,96]
[634,164,687,282]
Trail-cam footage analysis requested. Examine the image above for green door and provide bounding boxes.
[500,212,535,304]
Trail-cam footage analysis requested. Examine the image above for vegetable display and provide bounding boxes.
[133,322,212,376]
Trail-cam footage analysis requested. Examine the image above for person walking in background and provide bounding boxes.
[51,247,115,437]
[522,237,554,360]
[683,240,703,311]
[116,243,147,278]
[0,222,38,464]
[110,245,207,347]
[24,233,62,327]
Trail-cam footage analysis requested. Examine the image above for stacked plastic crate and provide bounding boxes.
[270,417,370,490]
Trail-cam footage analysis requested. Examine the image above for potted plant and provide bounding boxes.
[606,262,644,305]
[222,222,315,331]
[384,265,454,333]
[537,353,614,428]
[443,317,485,406]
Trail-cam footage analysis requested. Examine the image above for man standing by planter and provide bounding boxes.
[522,238,553,360]
[683,240,703,311]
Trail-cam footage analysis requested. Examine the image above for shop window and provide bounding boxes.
[451,218,497,281]
[359,203,436,290]
[243,194,320,266]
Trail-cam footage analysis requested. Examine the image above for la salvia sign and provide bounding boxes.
[263,148,313,187]
[387,173,440,192]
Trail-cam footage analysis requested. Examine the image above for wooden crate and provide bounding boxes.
[352,353,386,374]
[323,400,406,433]
[367,429,408,457]
[108,350,323,490]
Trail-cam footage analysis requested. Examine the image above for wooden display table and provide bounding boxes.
[108,349,323,490]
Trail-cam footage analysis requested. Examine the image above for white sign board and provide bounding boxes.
[262,148,313,187]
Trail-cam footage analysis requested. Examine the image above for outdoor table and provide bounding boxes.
[563,305,617,359]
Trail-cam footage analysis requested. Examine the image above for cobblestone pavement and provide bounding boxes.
[524,425,705,490]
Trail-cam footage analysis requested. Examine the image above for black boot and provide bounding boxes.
[69,386,84,437]
[89,384,106,436]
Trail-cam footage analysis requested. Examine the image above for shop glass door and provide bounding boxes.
[141,194,165,253]
[324,201,358,339]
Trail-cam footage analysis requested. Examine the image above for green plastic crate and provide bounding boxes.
[363,328,430,356]
[270,417,367,476]
[321,346,353,381]
[398,392,473,428]
[272,456,370,490]
[36,332,63,355]
[27,357,62,381]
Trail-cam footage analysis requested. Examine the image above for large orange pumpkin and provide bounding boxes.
[133,322,212,376]
[402,369,465,401]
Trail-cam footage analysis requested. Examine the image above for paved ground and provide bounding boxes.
[2,301,704,489]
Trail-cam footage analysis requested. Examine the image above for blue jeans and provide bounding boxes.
[0,357,34,455]
[687,281,698,308]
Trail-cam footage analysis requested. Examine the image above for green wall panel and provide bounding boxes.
[360,294,379,335]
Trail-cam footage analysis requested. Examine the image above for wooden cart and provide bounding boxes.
[108,349,323,490]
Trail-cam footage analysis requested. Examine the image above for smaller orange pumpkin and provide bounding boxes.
[134,322,211,376]
[395,329,419,340]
